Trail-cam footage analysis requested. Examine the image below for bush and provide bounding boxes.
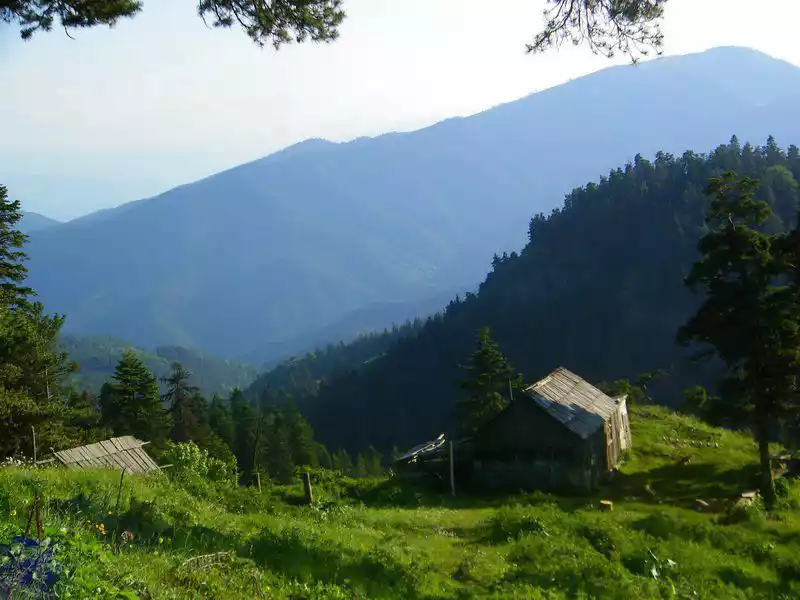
[162,442,236,489]
[774,477,791,499]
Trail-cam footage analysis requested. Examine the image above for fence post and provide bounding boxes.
[302,471,313,505]
[449,441,456,498]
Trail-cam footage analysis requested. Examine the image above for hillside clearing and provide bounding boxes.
[1,405,798,599]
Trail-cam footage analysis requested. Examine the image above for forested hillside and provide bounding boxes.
[60,335,258,397]
[24,47,800,360]
[256,137,800,455]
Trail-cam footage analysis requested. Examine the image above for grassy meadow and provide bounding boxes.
[1,405,799,599]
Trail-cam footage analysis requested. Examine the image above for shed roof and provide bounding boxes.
[53,436,159,474]
[524,367,621,439]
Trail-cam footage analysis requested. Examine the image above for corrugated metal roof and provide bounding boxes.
[524,367,620,439]
[53,436,160,474]
[395,434,447,462]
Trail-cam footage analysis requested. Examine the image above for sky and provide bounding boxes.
[2,0,800,220]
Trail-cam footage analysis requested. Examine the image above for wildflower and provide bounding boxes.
[9,509,16,517]
[158,537,164,545]
[154,550,159,556]
[108,511,113,516]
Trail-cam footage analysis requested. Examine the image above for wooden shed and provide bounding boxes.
[471,367,632,491]
[53,436,159,474]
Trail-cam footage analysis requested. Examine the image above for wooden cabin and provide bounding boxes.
[471,367,632,491]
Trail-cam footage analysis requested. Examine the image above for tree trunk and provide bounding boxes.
[756,409,776,508]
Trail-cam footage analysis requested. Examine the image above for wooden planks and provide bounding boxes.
[54,437,159,474]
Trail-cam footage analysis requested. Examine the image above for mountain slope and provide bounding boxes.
[20,211,60,234]
[251,138,800,454]
[26,47,800,359]
[61,335,258,397]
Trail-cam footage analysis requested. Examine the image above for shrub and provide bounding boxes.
[774,477,791,499]
[162,442,236,489]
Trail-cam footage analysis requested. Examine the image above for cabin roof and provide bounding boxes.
[524,367,621,439]
[53,436,159,474]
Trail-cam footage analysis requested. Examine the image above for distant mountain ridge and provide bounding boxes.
[61,335,258,397]
[25,47,800,361]
[20,211,60,234]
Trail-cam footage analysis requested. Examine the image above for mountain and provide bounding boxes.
[20,211,60,234]
[247,138,800,455]
[242,286,468,368]
[25,47,800,360]
[61,335,258,397]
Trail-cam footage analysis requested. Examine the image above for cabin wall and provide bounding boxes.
[472,399,600,491]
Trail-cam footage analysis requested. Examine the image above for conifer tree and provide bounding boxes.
[0,185,33,309]
[161,362,200,443]
[208,393,235,448]
[285,408,318,468]
[353,453,368,478]
[0,186,80,456]
[678,172,800,507]
[100,349,171,447]
[456,327,524,436]
[316,443,333,469]
[229,388,258,480]
[264,409,294,483]
[331,449,353,474]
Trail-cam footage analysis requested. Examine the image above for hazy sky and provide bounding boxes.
[3,0,800,220]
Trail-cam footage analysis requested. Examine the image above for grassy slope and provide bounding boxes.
[1,405,799,599]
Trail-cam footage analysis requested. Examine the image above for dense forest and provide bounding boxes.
[248,137,800,455]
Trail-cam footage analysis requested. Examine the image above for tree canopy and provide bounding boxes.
[2,0,668,59]
[1,0,345,47]
[528,0,666,60]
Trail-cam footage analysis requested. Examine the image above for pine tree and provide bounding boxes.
[264,409,294,483]
[0,186,81,456]
[678,172,800,507]
[100,349,171,447]
[229,388,258,481]
[161,362,200,443]
[362,445,383,476]
[208,394,235,448]
[285,408,318,468]
[353,453,368,478]
[331,449,353,474]
[456,327,524,436]
[0,185,33,309]
[316,443,333,469]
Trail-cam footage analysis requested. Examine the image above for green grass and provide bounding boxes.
[1,405,799,599]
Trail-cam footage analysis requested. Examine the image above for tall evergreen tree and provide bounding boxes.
[331,448,353,474]
[0,186,81,456]
[285,407,318,468]
[208,393,235,448]
[0,185,33,309]
[100,349,171,447]
[678,172,800,507]
[229,388,258,481]
[161,362,200,443]
[456,327,524,436]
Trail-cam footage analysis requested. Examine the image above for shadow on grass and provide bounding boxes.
[601,462,760,506]
[244,527,431,598]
